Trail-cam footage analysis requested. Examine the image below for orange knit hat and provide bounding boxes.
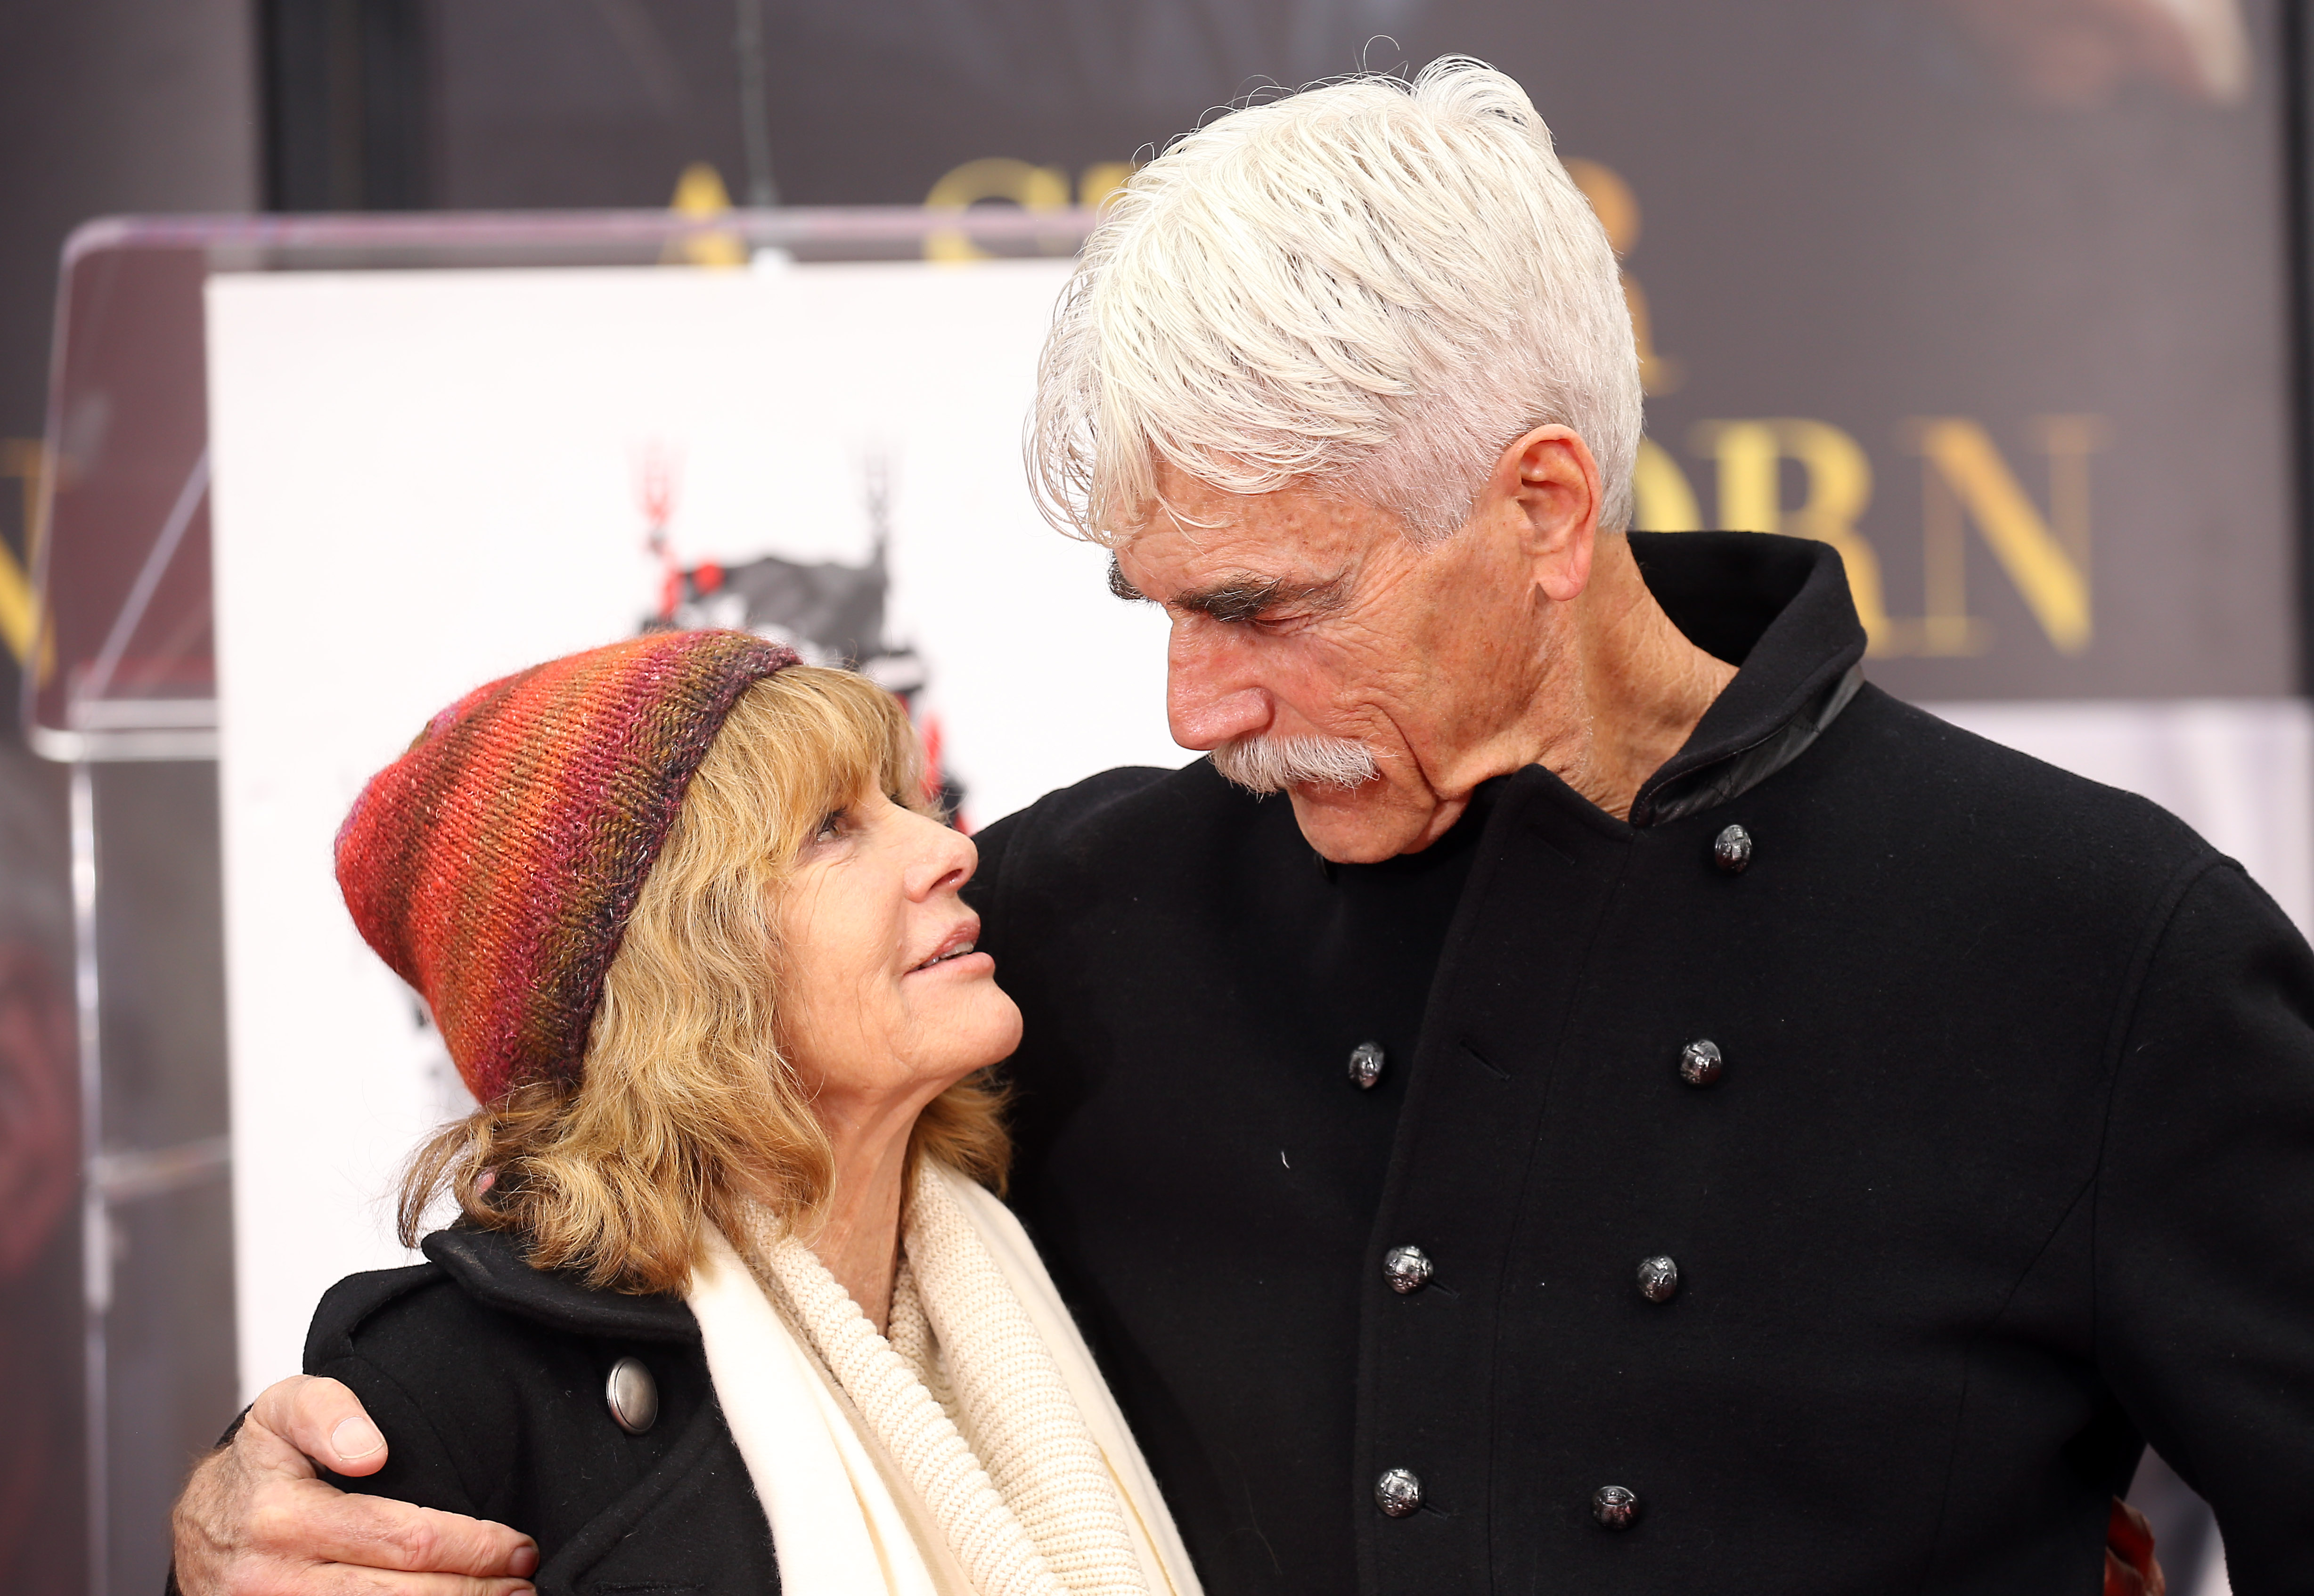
[334,630,799,1104]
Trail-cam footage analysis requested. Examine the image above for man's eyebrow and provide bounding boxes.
[1107,558,1150,603]
[1107,557,1351,622]
[1169,572,1349,625]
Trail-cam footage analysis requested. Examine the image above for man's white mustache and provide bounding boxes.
[1210,734,1381,794]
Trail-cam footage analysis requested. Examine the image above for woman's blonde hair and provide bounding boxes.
[397,665,1009,1293]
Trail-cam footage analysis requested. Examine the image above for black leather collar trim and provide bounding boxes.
[422,1227,700,1343]
[1640,663,1862,825]
[1625,532,1870,828]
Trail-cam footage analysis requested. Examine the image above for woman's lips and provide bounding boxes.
[908,920,983,973]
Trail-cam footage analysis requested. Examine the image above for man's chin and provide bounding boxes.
[1286,782,1448,863]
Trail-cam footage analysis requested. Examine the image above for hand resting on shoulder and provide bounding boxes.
[171,1373,536,1596]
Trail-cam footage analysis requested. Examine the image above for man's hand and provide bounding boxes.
[171,1375,539,1596]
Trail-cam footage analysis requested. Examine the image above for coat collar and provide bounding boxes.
[423,1226,700,1343]
[1624,532,1868,827]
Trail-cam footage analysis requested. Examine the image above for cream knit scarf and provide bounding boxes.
[686,1163,1201,1596]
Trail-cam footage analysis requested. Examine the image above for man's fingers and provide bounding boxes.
[251,1376,391,1476]
[303,1573,533,1596]
[265,1479,538,1579]
[173,1385,533,1596]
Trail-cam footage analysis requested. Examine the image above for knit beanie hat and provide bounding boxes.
[335,629,800,1105]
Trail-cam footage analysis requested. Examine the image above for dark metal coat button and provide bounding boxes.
[1678,1039,1723,1087]
[1593,1484,1640,1529]
[1637,1255,1680,1303]
[1382,1245,1433,1294]
[606,1356,659,1434]
[1713,823,1752,873]
[1348,1041,1387,1090]
[1375,1467,1423,1517]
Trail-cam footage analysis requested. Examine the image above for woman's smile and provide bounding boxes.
[905,919,985,975]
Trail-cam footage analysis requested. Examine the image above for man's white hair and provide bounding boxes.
[1030,57,1642,546]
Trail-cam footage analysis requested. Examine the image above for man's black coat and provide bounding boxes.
[967,532,2314,1595]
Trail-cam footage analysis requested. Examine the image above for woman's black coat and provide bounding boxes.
[304,1227,777,1595]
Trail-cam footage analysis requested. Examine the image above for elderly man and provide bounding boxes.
[176,59,2300,1595]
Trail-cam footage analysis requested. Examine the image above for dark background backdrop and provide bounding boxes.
[0,2,2296,1589]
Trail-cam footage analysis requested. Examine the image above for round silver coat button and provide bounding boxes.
[1593,1484,1640,1529]
[1637,1255,1680,1303]
[606,1355,659,1435]
[1713,823,1753,874]
[1374,1467,1423,1517]
[1678,1039,1723,1087]
[1348,1041,1387,1090]
[1382,1245,1434,1294]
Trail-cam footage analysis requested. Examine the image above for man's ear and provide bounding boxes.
[1485,424,1600,603]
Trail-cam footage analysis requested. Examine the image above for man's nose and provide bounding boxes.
[1166,620,1270,750]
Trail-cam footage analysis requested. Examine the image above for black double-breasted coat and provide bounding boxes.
[968,533,2314,1595]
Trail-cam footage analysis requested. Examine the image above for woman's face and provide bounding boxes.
[772,789,1022,1112]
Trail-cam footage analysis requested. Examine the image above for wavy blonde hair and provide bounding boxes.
[397,665,1009,1294]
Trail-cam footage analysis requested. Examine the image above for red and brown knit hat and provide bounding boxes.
[335,629,800,1105]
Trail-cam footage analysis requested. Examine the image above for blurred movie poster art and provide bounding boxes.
[0,945,76,1581]
[1929,0,2250,106]
[635,444,968,826]
[0,746,81,1595]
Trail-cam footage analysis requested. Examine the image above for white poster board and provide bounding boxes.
[206,260,1178,1395]
[205,257,2314,1405]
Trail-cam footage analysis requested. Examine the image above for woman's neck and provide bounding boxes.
[798,1097,923,1334]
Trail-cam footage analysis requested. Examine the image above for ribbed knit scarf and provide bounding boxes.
[687,1164,1201,1596]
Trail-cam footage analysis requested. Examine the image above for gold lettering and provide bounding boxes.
[665,163,745,268]
[1078,162,1137,212]
[1565,157,1680,395]
[2030,414,2106,570]
[1565,158,1638,253]
[1630,437,1702,531]
[1621,278,1681,397]
[0,545,29,667]
[1693,419,1890,650]
[0,439,47,667]
[1906,417,2097,655]
[924,158,1072,262]
[1914,454,1989,656]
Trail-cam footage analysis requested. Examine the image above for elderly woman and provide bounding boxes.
[309,628,1199,1596]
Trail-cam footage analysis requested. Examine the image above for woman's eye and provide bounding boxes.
[814,808,846,842]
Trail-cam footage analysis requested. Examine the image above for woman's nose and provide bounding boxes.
[903,809,976,898]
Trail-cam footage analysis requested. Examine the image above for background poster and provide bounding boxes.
[206,258,1176,1390]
